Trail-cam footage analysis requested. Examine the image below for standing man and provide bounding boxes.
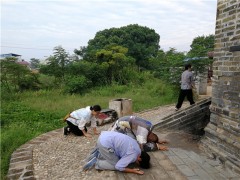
[83,131,150,174]
[175,64,195,111]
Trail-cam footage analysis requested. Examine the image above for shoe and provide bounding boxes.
[175,108,179,111]
[82,157,97,171]
[63,127,69,135]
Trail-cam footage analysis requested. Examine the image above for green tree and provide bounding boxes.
[95,45,136,84]
[186,35,214,74]
[75,24,160,69]
[30,58,40,69]
[40,46,70,82]
[0,57,40,92]
[187,35,214,57]
[150,48,186,85]
[64,75,92,94]
[65,60,109,87]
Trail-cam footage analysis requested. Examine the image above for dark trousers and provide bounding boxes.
[67,121,87,136]
[176,89,195,109]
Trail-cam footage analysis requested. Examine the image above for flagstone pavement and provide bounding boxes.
[7,93,240,179]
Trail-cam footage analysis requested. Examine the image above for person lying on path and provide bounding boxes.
[82,131,150,175]
[63,105,101,138]
[110,116,168,151]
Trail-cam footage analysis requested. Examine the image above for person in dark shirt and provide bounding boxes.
[175,64,196,111]
[110,115,168,151]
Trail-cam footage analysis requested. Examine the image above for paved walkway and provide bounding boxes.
[7,86,240,179]
[32,102,190,180]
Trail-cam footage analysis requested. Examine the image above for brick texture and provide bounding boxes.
[201,0,240,174]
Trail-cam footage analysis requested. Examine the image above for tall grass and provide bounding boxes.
[1,78,178,179]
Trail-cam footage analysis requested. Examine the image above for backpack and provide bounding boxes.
[96,109,118,126]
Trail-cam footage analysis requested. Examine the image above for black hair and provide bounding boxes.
[147,132,159,143]
[90,105,101,112]
[139,151,150,169]
[152,133,159,143]
[185,63,192,70]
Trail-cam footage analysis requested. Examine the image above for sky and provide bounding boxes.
[1,0,217,61]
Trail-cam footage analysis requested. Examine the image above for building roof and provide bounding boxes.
[0,53,21,57]
[17,60,29,65]
[184,51,214,62]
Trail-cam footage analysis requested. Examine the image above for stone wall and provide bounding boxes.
[200,0,240,174]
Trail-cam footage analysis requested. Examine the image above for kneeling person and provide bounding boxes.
[110,116,168,151]
[83,131,150,175]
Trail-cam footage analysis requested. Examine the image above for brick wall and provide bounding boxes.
[200,0,240,174]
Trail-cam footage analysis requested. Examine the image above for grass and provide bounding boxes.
[1,78,178,179]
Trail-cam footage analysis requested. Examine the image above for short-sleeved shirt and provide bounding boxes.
[111,116,153,144]
[181,70,194,90]
[66,106,97,130]
[99,131,141,171]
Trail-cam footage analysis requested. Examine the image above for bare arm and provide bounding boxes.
[156,143,168,151]
[139,144,144,150]
[93,127,99,135]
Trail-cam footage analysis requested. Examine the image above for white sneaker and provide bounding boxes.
[175,108,179,111]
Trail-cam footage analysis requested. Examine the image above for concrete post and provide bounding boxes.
[196,70,208,95]
[109,98,132,118]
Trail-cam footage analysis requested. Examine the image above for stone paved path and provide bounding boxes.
[32,103,190,180]
[7,91,240,179]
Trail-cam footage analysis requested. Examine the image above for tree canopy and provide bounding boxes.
[40,46,70,81]
[187,35,214,57]
[1,57,40,92]
[186,35,215,74]
[75,24,160,69]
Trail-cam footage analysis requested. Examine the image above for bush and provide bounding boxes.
[18,73,40,91]
[64,75,92,94]
[38,74,56,90]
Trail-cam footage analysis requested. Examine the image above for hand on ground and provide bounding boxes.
[157,144,168,151]
[133,168,144,175]
[85,133,92,138]
[94,131,100,135]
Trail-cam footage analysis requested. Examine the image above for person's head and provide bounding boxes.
[90,105,101,116]
[136,151,150,169]
[147,132,159,143]
[185,63,192,70]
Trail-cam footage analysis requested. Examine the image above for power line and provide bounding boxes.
[0,45,52,50]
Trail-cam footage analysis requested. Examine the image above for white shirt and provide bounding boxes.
[66,106,97,130]
[111,116,152,144]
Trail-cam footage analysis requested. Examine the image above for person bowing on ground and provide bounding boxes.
[83,131,150,174]
[110,115,169,151]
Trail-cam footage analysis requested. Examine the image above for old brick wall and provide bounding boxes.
[201,0,240,173]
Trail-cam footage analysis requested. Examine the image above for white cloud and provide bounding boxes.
[1,0,217,60]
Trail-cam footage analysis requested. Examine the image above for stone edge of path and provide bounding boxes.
[7,128,62,180]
